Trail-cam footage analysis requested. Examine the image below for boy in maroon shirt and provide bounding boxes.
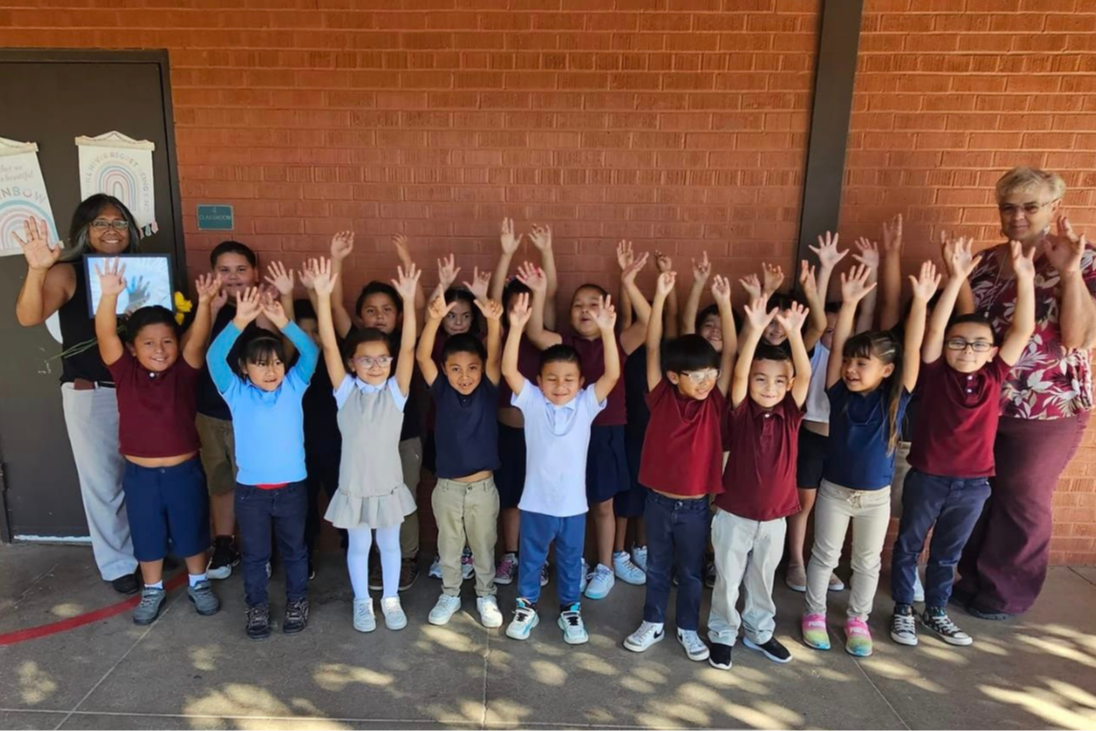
[889,239,1035,648]
[622,270,736,662]
[708,295,812,670]
[95,258,222,626]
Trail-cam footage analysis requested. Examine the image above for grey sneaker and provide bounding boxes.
[133,587,166,625]
[188,580,220,616]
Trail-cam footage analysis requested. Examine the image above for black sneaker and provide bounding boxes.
[110,570,140,595]
[208,537,240,580]
[284,599,310,635]
[708,642,733,670]
[890,604,918,647]
[744,636,792,663]
[921,607,973,646]
[246,605,271,641]
[399,558,419,591]
[368,557,383,592]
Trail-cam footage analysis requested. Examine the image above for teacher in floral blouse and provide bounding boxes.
[955,166,1096,619]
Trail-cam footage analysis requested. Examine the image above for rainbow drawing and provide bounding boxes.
[0,197,58,255]
[88,162,143,219]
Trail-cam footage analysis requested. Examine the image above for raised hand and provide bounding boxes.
[711,274,732,306]
[474,298,504,322]
[809,231,848,270]
[437,253,460,292]
[655,250,672,274]
[692,251,711,284]
[762,262,785,295]
[298,258,317,291]
[264,261,295,296]
[592,294,617,333]
[775,301,809,335]
[509,291,533,330]
[910,261,942,302]
[854,237,880,271]
[234,287,264,327]
[744,296,778,332]
[392,263,421,302]
[195,273,222,305]
[500,218,523,254]
[1011,240,1037,283]
[799,260,819,297]
[515,261,547,294]
[262,295,289,329]
[655,271,676,299]
[944,236,981,279]
[327,232,353,264]
[14,218,61,272]
[311,257,337,297]
[616,240,635,271]
[427,292,456,322]
[529,223,552,252]
[840,263,877,304]
[621,251,649,285]
[1043,216,1085,275]
[463,266,491,301]
[882,214,903,254]
[739,273,762,300]
[95,258,127,297]
[392,234,413,268]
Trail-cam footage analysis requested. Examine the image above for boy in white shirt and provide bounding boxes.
[502,292,621,644]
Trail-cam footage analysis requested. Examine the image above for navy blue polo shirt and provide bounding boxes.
[825,380,912,490]
[431,375,501,479]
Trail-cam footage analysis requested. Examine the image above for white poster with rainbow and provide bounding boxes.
[0,137,59,258]
[76,131,157,234]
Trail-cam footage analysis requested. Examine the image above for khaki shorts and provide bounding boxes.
[196,413,237,496]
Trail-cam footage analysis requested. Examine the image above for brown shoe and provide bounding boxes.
[399,558,419,591]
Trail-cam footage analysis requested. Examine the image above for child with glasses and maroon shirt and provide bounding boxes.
[889,239,1035,648]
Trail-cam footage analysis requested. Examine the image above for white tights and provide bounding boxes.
[347,524,401,600]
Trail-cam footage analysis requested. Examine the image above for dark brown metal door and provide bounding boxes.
[0,51,185,540]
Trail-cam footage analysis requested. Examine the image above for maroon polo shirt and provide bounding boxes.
[498,335,543,410]
[561,332,627,427]
[108,350,201,459]
[715,393,803,521]
[638,379,725,497]
[908,357,1012,478]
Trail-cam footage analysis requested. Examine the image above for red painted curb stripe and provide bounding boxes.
[0,573,189,647]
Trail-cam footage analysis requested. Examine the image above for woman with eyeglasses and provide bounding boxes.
[952,166,1096,620]
[13,194,143,595]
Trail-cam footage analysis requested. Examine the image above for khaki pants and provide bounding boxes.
[806,480,891,620]
[196,413,237,496]
[398,437,422,560]
[432,476,499,597]
[708,509,785,646]
[890,441,913,518]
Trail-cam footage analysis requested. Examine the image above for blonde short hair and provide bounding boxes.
[995,166,1066,203]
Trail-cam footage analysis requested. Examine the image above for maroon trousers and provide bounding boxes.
[956,411,1089,615]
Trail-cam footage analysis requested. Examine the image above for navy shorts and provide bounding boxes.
[587,425,631,505]
[123,457,211,562]
[796,428,829,490]
[615,427,648,518]
[495,423,527,509]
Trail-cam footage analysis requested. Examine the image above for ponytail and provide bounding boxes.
[843,330,903,453]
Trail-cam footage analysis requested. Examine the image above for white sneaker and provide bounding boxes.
[461,547,474,581]
[828,572,845,592]
[677,628,710,662]
[428,594,461,626]
[631,545,648,573]
[613,551,646,585]
[557,604,589,645]
[381,596,407,630]
[266,561,272,579]
[584,563,615,600]
[506,599,539,640]
[352,597,376,633]
[428,555,443,579]
[913,571,925,603]
[477,595,504,629]
[624,620,665,652]
[540,562,550,587]
[494,553,518,586]
[579,558,589,593]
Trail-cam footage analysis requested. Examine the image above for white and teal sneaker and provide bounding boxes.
[506,598,539,640]
[584,563,615,600]
[558,603,589,645]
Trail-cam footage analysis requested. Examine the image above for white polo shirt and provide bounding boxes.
[512,378,606,518]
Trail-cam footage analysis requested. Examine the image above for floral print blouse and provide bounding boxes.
[970,243,1096,420]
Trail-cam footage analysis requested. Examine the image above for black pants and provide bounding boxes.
[305,451,345,553]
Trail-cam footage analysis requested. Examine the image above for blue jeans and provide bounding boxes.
[891,469,991,608]
[236,481,309,608]
[518,510,586,608]
[642,491,710,630]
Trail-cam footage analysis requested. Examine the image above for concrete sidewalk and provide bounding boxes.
[1,544,1095,730]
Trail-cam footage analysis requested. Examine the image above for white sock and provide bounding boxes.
[146,581,164,590]
[188,573,207,587]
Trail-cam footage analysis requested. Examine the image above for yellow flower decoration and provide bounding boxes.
[174,291,193,326]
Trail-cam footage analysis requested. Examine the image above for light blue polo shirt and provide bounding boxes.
[512,378,606,518]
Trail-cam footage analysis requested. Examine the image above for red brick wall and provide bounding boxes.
[842,0,1096,565]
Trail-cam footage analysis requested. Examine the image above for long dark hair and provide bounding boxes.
[62,194,141,262]
[843,330,903,453]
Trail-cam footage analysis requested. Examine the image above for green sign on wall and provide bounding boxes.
[196,205,234,231]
